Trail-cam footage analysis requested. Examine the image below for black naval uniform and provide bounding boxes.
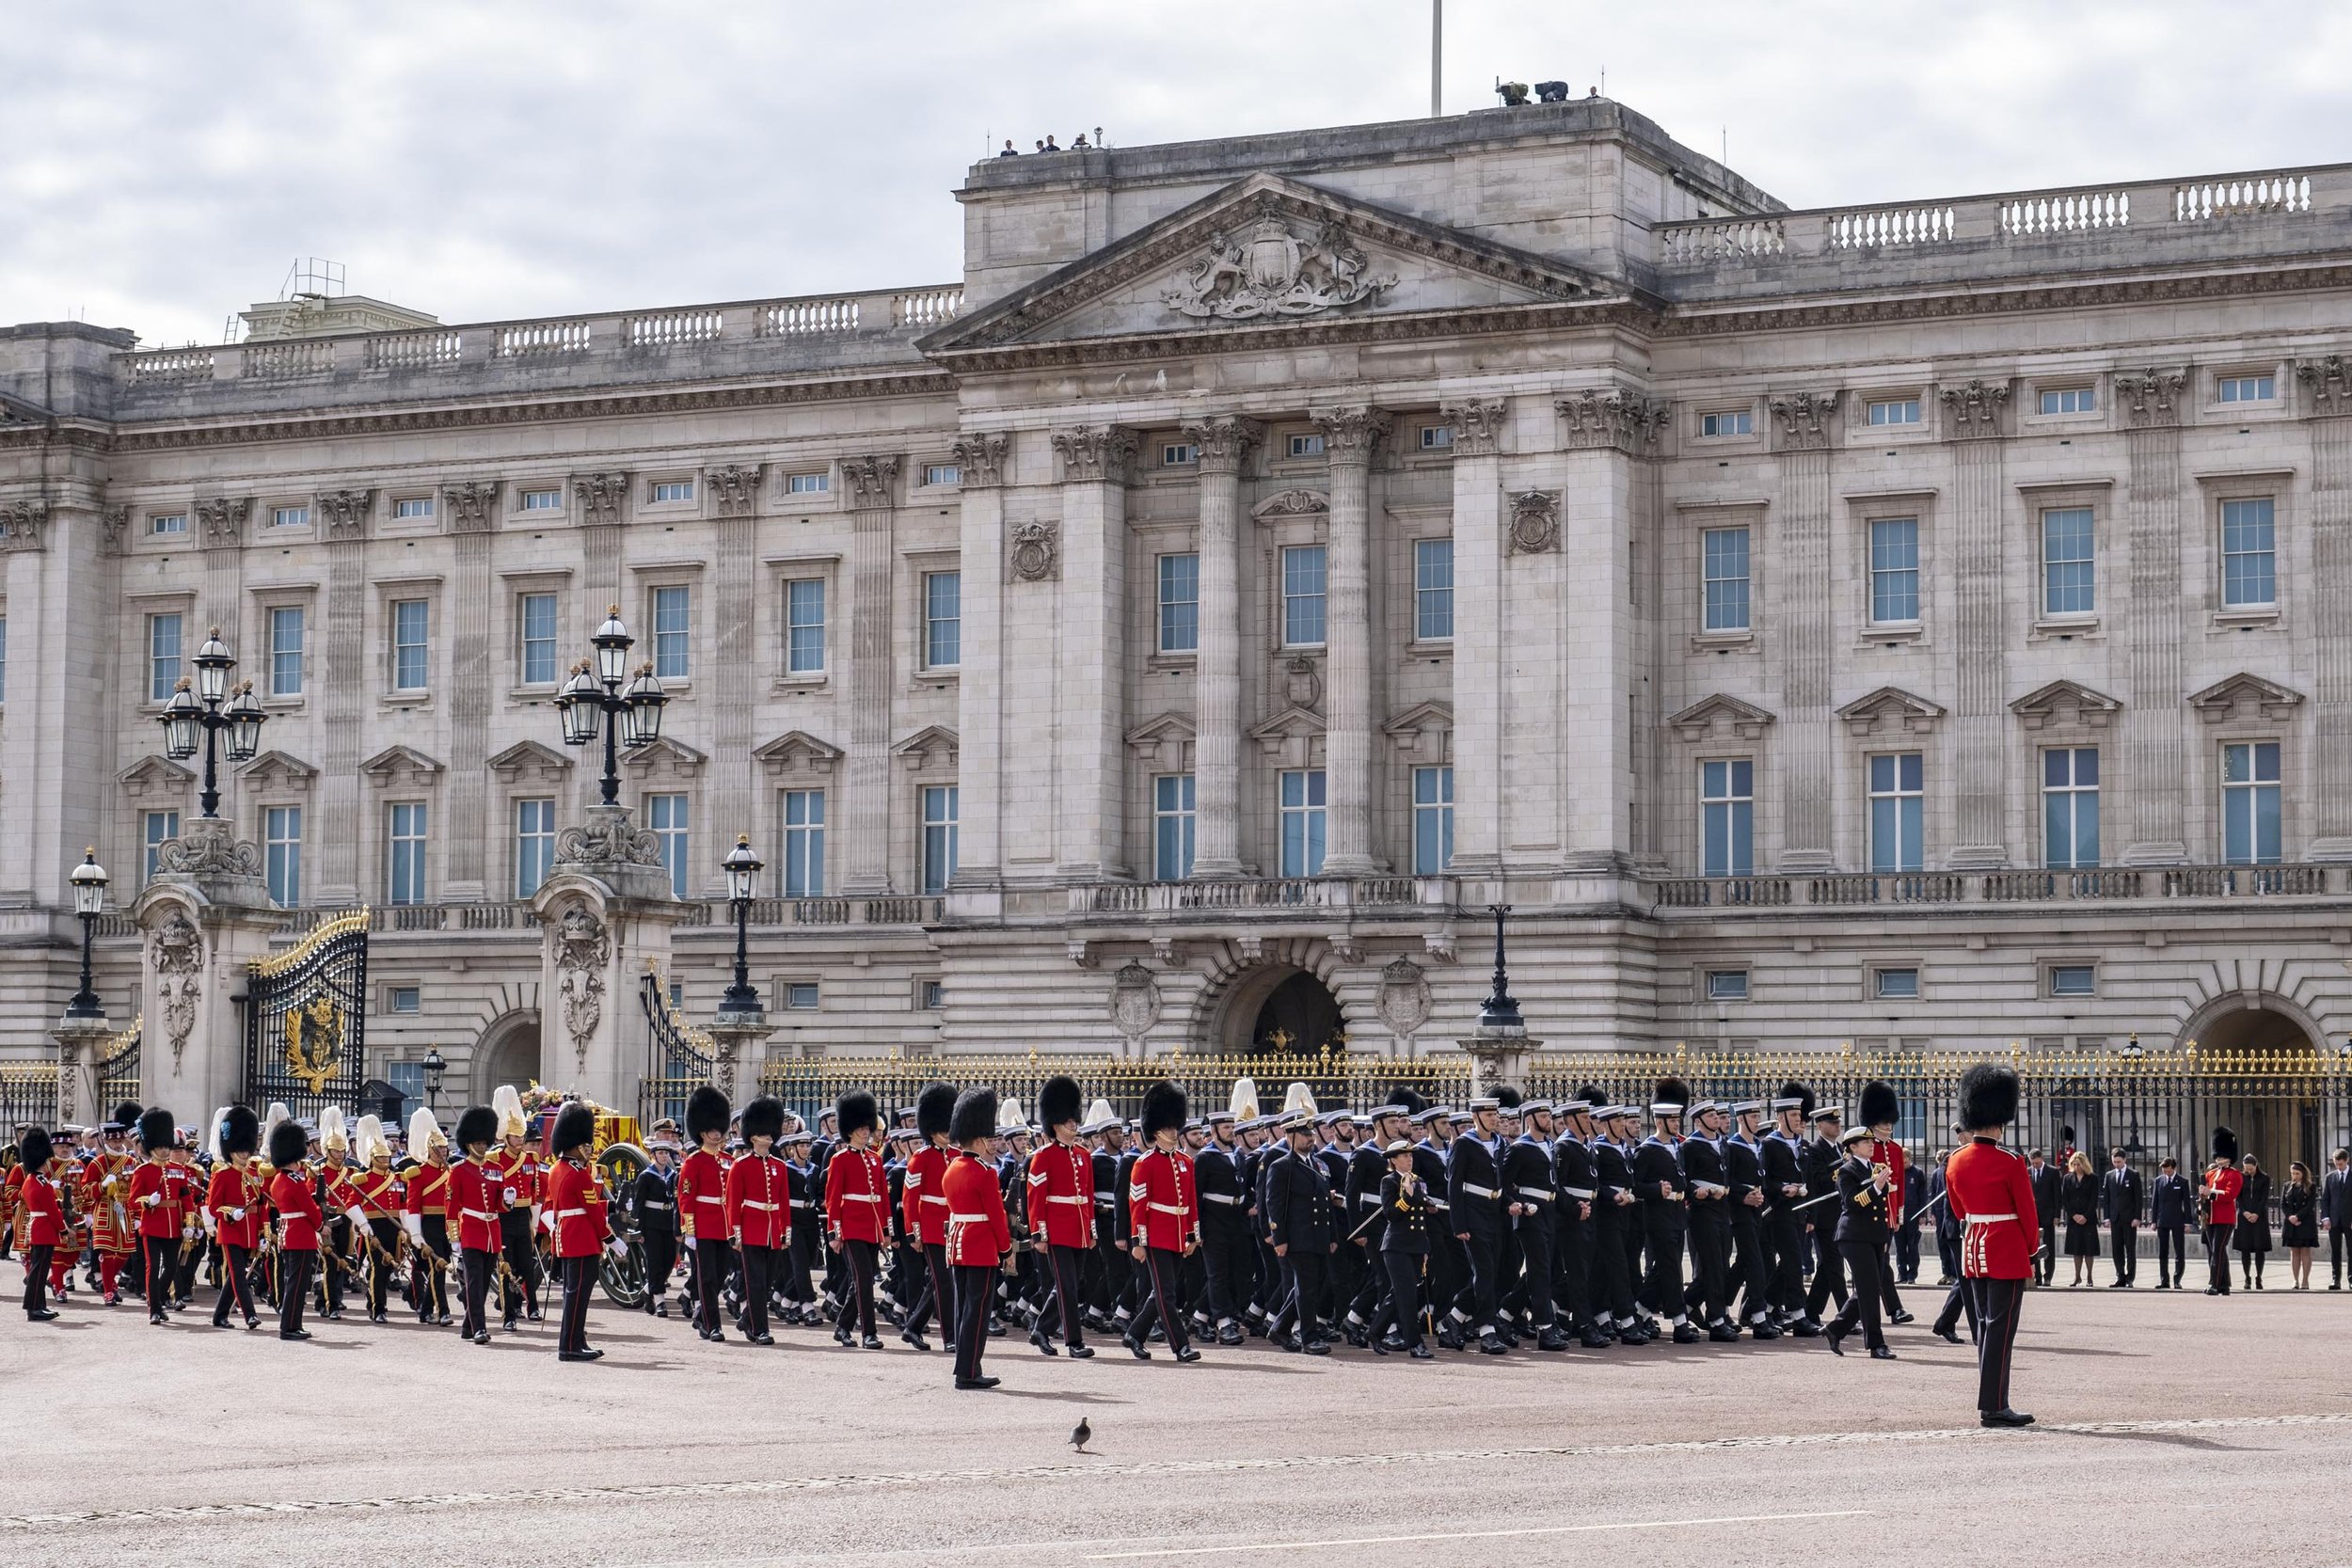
[1553,1129,1602,1343]
[1761,1126,1810,1323]
[1825,1148,1893,1354]
[1342,1135,1391,1334]
[1194,1136,1252,1338]
[1366,1167,1431,1353]
[1591,1135,1642,1335]
[1802,1133,1850,1321]
[1726,1131,1775,1333]
[1445,1131,1508,1348]
[631,1163,678,1316]
[1089,1141,1127,1322]
[1410,1132,1464,1342]
[1501,1131,1560,1341]
[1263,1143,1333,1348]
[1633,1130,1692,1333]
[1679,1132,1735,1335]
[1319,1139,1359,1335]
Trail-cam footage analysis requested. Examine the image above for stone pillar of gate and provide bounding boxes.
[52,1015,112,1130]
[1457,1028,1541,1101]
[706,1017,776,1108]
[529,805,688,1115]
[128,817,285,1122]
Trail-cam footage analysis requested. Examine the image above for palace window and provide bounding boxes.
[650,480,693,503]
[1701,525,1751,633]
[2221,741,2281,865]
[1867,398,1921,426]
[921,784,960,895]
[786,471,830,496]
[1706,970,1750,1003]
[143,811,180,883]
[1161,442,1198,467]
[1700,409,1752,437]
[2039,386,2096,415]
[390,599,430,690]
[392,497,435,520]
[1414,538,1454,641]
[1278,768,1327,878]
[1700,758,1754,879]
[647,793,690,897]
[1419,424,1454,450]
[786,578,826,674]
[519,488,562,512]
[923,571,961,668]
[148,612,184,702]
[1874,967,1920,1000]
[651,585,691,678]
[1281,545,1327,647]
[264,805,302,907]
[271,505,310,530]
[1867,752,1924,874]
[921,464,961,487]
[1153,774,1196,881]
[268,606,305,697]
[1157,554,1199,654]
[1412,765,1454,875]
[2041,508,2096,616]
[151,512,187,536]
[2217,374,2276,404]
[2220,498,2277,609]
[386,802,428,905]
[2049,965,2096,998]
[785,982,820,1010]
[2042,748,2100,869]
[1287,433,1325,458]
[519,593,559,685]
[783,789,825,896]
[1867,517,1920,625]
[515,798,556,898]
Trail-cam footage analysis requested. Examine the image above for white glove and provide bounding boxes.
[501,1187,517,1207]
[182,1225,197,1240]
[140,1192,162,1208]
[201,1212,218,1237]
[605,1237,628,1259]
[542,1208,558,1232]
[403,1213,424,1243]
[227,1207,246,1221]
[103,1174,119,1191]
[343,1207,367,1229]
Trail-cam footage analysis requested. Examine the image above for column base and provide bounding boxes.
[1775,849,1836,873]
[1947,846,2010,870]
[2122,842,2190,867]
[1191,858,1247,880]
[1318,854,1386,878]
[2304,836,2352,863]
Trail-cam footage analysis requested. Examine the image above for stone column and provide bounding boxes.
[1184,416,1260,879]
[1941,382,2012,867]
[950,434,1011,900]
[0,495,111,909]
[707,465,764,895]
[313,493,368,904]
[574,472,630,615]
[129,819,284,1117]
[2297,357,2352,858]
[1768,390,1840,870]
[1050,426,1137,880]
[1440,401,1506,876]
[705,1015,776,1107]
[54,1015,111,1130]
[2116,370,2191,864]
[530,806,688,1111]
[434,484,494,900]
[841,455,902,895]
[1314,408,1391,876]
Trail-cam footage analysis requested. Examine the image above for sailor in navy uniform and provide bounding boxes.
[1551,1089,1613,1347]
[1589,1105,1646,1342]
[1192,1108,1251,1345]
[1761,1083,1815,1333]
[1724,1099,1780,1338]
[1343,1096,1417,1342]
[1502,1100,1568,1350]
[1678,1099,1742,1341]
[1802,1101,1851,1328]
[1635,1079,1700,1343]
[1445,1099,1510,1354]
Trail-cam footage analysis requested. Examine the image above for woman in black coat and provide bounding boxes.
[2233,1156,2274,1290]
[1364,1139,1433,1358]
[2280,1161,2319,1290]
[2060,1151,2101,1286]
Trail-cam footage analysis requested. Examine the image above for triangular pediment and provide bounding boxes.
[1667,693,1776,741]
[119,754,196,796]
[892,724,960,769]
[1125,712,1197,746]
[359,744,443,784]
[486,739,575,783]
[1248,705,1327,741]
[2187,671,2304,722]
[921,174,1625,356]
[620,736,707,779]
[2008,679,2122,731]
[753,730,844,778]
[1836,686,1946,736]
[237,749,318,788]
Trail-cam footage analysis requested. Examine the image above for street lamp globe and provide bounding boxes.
[627,668,668,746]
[193,626,235,704]
[161,680,202,759]
[224,682,267,761]
[557,664,601,745]
[591,606,633,686]
[723,833,763,902]
[70,848,109,917]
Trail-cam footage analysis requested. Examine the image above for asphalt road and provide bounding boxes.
[3,1272,2346,1568]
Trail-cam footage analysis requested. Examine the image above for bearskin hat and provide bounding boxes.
[1139,1080,1187,1139]
[1781,1080,1817,1118]
[1859,1080,1900,1130]
[112,1101,144,1131]
[834,1089,880,1139]
[1495,1085,1523,1110]
[740,1096,786,1143]
[1957,1063,2020,1132]
[551,1101,596,1155]
[949,1086,999,1146]
[1652,1077,1691,1113]
[453,1104,500,1152]
[1388,1084,1429,1117]
[137,1107,177,1154]
[2212,1125,2240,1164]
[1576,1085,1609,1111]
[1039,1074,1082,1132]
[18,1126,53,1172]
[914,1082,959,1142]
[686,1085,730,1142]
[266,1117,310,1169]
[221,1104,260,1159]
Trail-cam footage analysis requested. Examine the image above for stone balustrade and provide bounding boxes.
[1652,863,2341,912]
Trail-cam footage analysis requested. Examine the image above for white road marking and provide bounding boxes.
[5,1411,2345,1532]
[1086,1510,1872,1559]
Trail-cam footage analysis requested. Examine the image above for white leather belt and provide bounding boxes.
[1201,1193,1240,1205]
[1426,1197,1450,1212]
[1516,1186,1554,1201]
[1964,1212,2016,1223]
[1147,1202,1185,1215]
[788,1200,811,1210]
[949,1212,987,1222]
[1045,1195,1087,1205]
[840,1192,881,1202]
[1359,1195,1382,1207]
[1563,1186,1597,1199]
[921,1195,948,1207]
[641,1201,673,1211]
[1093,1196,1117,1206]
[552,1208,585,1220]
[1692,1181,1728,1196]
[741,1200,779,1212]
[691,1196,724,1208]
[1461,1182,1497,1198]
[459,1209,498,1222]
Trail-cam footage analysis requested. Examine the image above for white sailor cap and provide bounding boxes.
[1648,1100,1686,1117]
[1811,1103,1845,1123]
[1731,1100,1768,1116]
[1468,1098,1501,1113]
[1518,1101,1552,1117]
[1838,1125,1877,1148]
[1554,1098,1593,1115]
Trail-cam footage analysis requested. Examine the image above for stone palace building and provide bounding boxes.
[6,97,2352,1105]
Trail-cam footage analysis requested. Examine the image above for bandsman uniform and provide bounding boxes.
[125,1110,180,1324]
[347,1116,405,1322]
[402,1108,454,1324]
[490,1086,545,1326]
[204,1106,264,1329]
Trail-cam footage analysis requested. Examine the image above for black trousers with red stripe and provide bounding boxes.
[142,1236,174,1321]
[1129,1244,1191,1354]
[1963,1275,2026,1413]
[1043,1243,1088,1347]
[952,1262,994,1382]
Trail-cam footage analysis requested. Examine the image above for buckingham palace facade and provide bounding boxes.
[6,97,2352,1096]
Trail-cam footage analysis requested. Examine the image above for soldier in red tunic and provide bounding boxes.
[545,1101,620,1361]
[124,1109,182,1324]
[1025,1074,1097,1358]
[1945,1063,2037,1428]
[490,1085,544,1328]
[677,1085,732,1341]
[2201,1128,2245,1296]
[1125,1081,1202,1362]
[448,1104,507,1344]
[944,1085,1012,1389]
[16,1128,67,1322]
[727,1096,791,1345]
[403,1108,454,1324]
[899,1082,958,1354]
[267,1117,324,1341]
[85,1109,142,1307]
[205,1105,264,1329]
[825,1090,888,1349]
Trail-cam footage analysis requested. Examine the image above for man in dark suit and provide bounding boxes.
[1897,1157,1929,1284]
[2026,1149,2061,1286]
[1930,1151,1963,1284]
[2099,1147,2145,1287]
[2324,1148,2352,1290]
[2150,1156,2195,1290]
[1262,1115,1334,1353]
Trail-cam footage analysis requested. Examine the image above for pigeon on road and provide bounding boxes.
[1070,1418,1091,1454]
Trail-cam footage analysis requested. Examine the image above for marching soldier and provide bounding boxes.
[1025,1074,1095,1357]
[545,1101,621,1361]
[1679,1099,1740,1341]
[16,1127,66,1322]
[403,1108,454,1325]
[1858,1080,1913,1326]
[1444,1098,1509,1354]
[84,1108,141,1307]
[677,1085,731,1340]
[124,1109,181,1325]
[1263,1111,1335,1354]
[1551,1090,1610,1348]
[491,1086,544,1327]
[1946,1063,2037,1426]
[782,1126,821,1323]
[1761,1084,1814,1334]
[266,1116,323,1341]
[1724,1099,1779,1339]
[632,1123,679,1318]
[1635,1081,1699,1343]
[899,1082,957,1353]
[163,1127,202,1311]
[348,1116,405,1323]
[1341,1094,1412,1342]
[944,1085,1012,1389]
[727,1096,790,1345]
[1502,1099,1566,1351]
[204,1105,263,1330]
[1822,1123,1895,1360]
[449,1104,506,1344]
[1194,1099,1253,1346]
[1801,1101,1849,1328]
[1364,1136,1433,1356]
[823,1091,888,1349]
[1124,1081,1200,1362]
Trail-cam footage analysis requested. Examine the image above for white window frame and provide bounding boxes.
[2217,373,2276,404]
[1161,442,1199,467]
[388,986,421,1015]
[2047,963,2097,999]
[389,599,431,692]
[785,471,830,496]
[782,788,826,896]
[1873,966,1921,1000]
[785,578,826,675]
[1867,516,1921,626]
[1867,752,1925,874]
[143,810,181,884]
[2219,496,2278,610]
[515,797,557,899]
[386,801,429,905]
[518,488,563,513]
[1152,773,1197,881]
[1699,758,1755,879]
[2038,385,2096,416]
[647,792,691,897]
[1157,553,1200,654]
[920,463,961,488]
[2042,747,2101,869]
[518,592,560,687]
[1278,768,1327,879]
[1705,969,1751,1003]
[263,804,302,908]
[2221,740,2282,866]
[270,505,310,530]
[151,512,188,536]
[1699,409,1754,438]
[266,604,305,698]
[1411,764,1454,875]
[147,611,184,703]
[1280,545,1327,648]
[650,584,691,679]
[1866,398,1922,427]
[784,981,820,1010]
[2040,507,2096,618]
[1418,424,1454,451]
[1286,432,1326,459]
[1413,537,1454,642]
[921,784,959,895]
[1700,524,1751,634]
[391,496,435,520]
[649,479,694,504]
[922,571,961,670]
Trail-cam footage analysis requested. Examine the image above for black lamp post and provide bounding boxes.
[65,847,109,1021]
[719,833,765,1020]
[1477,903,1521,1031]
[159,626,265,817]
[553,606,667,805]
[421,1047,447,1116]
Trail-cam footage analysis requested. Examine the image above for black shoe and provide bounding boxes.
[27,1309,57,1322]
[1173,1346,1201,1362]
[1125,1338,1152,1360]
[1303,1338,1331,1355]
[279,1329,312,1341]
[1708,1323,1741,1343]
[1980,1408,2034,1428]
[1067,1343,1094,1358]
[863,1335,883,1350]
[902,1329,932,1352]
[1889,1310,1915,1325]
[750,1332,775,1346]
[1370,1338,1390,1356]
[1750,1322,1781,1341]
[1789,1318,1822,1338]
[1216,1326,1244,1347]
[1478,1334,1508,1355]
[1672,1323,1702,1344]
[1580,1329,1613,1349]
[955,1376,1001,1389]
[1029,1329,1059,1356]
[558,1350,596,1362]
[1537,1329,1572,1352]
[1934,1325,1964,1344]
[1408,1344,1434,1359]
[436,1313,453,1326]
[1868,1346,1897,1360]
[1436,1326,1466,1352]
[1824,1323,1848,1356]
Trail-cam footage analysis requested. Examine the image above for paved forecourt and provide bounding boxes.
[1,1285,2345,1568]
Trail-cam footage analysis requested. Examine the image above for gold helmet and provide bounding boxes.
[1281,1082,1317,1117]
[1230,1077,1262,1121]
[354,1114,392,1165]
[492,1084,529,1140]
[408,1105,448,1156]
[319,1105,349,1153]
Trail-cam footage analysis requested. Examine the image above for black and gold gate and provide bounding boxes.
[245,910,369,1118]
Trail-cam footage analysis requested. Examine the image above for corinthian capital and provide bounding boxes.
[1311,406,1391,464]
[196,497,250,548]
[574,472,630,526]
[1766,389,1841,452]
[1557,389,1669,454]
[950,433,1010,489]
[841,454,902,508]
[2113,368,2187,429]
[1181,415,1263,476]
[1051,425,1139,485]
[1438,400,1508,457]
[442,480,501,531]
[706,463,764,517]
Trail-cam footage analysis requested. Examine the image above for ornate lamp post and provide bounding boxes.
[553,606,667,804]
[718,834,765,1021]
[421,1046,447,1117]
[1461,902,1534,1098]
[1476,903,1522,1032]
[158,626,266,817]
[64,848,109,1021]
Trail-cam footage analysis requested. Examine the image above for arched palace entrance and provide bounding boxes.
[475,1013,543,1102]
[2174,994,2330,1181]
[1211,965,1347,1057]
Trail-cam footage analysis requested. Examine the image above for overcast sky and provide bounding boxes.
[6,1,2345,348]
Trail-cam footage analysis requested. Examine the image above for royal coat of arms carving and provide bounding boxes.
[1164,216,1396,321]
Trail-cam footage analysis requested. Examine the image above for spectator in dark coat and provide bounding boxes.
[2060,1151,2101,1286]
[2325,1149,2352,1290]
[1930,1151,1963,1284]
[1896,1158,1929,1283]
[2234,1156,2274,1290]
[2280,1161,2318,1290]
